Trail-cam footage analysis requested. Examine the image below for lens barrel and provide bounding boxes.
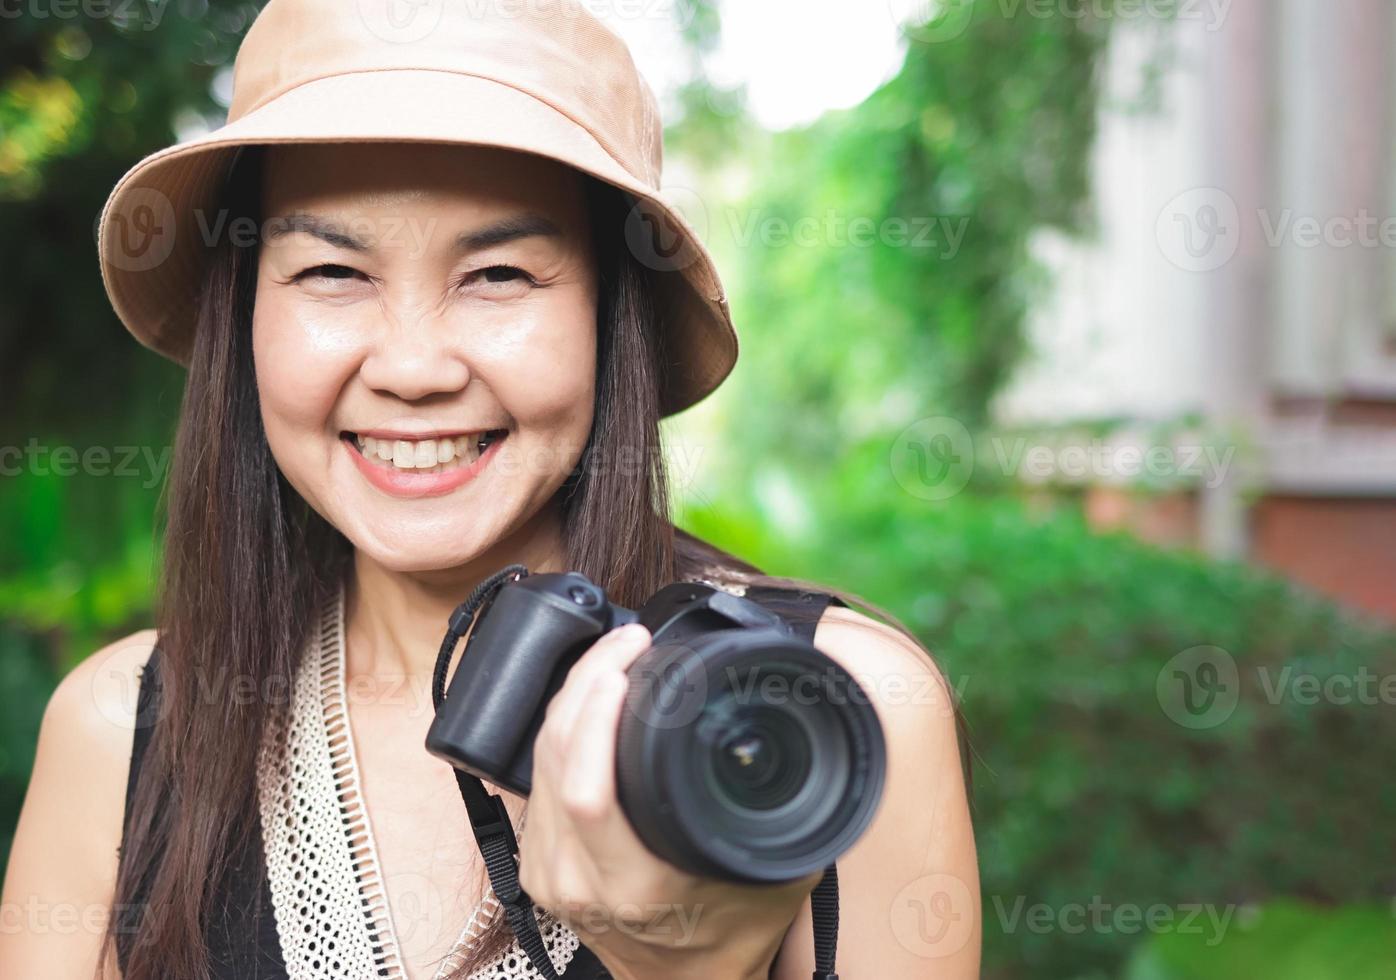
[615,627,886,883]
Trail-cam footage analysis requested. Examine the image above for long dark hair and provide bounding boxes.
[101,143,962,979]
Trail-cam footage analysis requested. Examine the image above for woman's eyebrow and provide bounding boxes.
[455,212,563,251]
[264,213,369,251]
[261,211,564,253]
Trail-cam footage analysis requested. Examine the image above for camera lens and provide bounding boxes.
[706,701,810,812]
[615,630,886,884]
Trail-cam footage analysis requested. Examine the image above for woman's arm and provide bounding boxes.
[771,605,981,979]
[0,630,157,979]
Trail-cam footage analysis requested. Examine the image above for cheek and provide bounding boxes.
[251,283,356,459]
[469,294,598,435]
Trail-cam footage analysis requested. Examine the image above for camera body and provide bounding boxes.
[426,572,886,883]
[426,571,641,795]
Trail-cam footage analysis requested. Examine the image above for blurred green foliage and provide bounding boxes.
[1126,900,1396,980]
[686,0,1115,433]
[3,1,1394,977]
[2,0,257,863]
[1,2,255,657]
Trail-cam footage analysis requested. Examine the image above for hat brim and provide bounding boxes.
[97,68,736,417]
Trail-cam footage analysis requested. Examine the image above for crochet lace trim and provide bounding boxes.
[256,582,581,979]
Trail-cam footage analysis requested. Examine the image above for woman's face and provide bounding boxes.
[252,143,598,572]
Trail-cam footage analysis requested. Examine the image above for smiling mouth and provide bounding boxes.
[341,430,507,474]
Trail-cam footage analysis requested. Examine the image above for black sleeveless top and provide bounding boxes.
[116,583,841,978]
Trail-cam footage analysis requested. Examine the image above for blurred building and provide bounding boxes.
[996,0,1396,622]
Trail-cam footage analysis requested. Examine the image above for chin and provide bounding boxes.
[345,522,496,575]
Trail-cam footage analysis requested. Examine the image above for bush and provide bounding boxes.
[1126,901,1396,980]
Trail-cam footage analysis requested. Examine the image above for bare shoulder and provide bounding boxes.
[24,626,159,849]
[812,603,960,719]
[0,629,159,976]
[48,628,160,739]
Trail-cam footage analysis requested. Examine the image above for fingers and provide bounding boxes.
[544,623,651,739]
[579,623,653,676]
[525,626,654,907]
[556,669,630,823]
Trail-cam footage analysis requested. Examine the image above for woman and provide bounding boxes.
[0,1,979,978]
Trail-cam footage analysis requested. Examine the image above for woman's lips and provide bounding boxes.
[342,432,505,499]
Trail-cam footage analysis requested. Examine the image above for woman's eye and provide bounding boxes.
[464,265,535,291]
[293,264,363,283]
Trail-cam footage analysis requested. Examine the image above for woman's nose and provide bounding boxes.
[357,314,472,402]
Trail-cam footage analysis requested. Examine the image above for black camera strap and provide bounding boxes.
[431,564,569,978]
[432,568,843,980]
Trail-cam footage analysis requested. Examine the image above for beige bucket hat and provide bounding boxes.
[96,0,737,417]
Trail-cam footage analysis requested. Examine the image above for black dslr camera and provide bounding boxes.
[425,572,887,884]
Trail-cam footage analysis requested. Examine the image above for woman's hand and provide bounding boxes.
[518,623,822,980]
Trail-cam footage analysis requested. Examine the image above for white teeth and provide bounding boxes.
[353,432,497,472]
